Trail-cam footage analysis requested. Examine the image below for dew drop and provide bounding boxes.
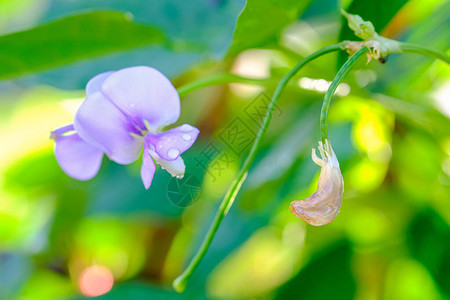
[182,134,191,141]
[168,148,180,159]
[180,124,192,132]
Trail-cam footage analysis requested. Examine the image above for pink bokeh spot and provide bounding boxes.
[79,265,114,297]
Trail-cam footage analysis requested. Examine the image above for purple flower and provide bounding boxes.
[51,66,199,189]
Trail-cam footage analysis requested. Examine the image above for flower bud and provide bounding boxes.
[341,9,376,40]
[341,10,401,60]
[290,140,344,226]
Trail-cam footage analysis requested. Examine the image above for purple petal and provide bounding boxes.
[50,124,74,139]
[141,137,156,189]
[101,66,180,131]
[74,92,144,164]
[86,71,115,95]
[146,124,199,161]
[54,133,103,180]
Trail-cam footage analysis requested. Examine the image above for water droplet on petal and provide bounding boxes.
[182,134,191,141]
[168,148,180,159]
[180,124,192,132]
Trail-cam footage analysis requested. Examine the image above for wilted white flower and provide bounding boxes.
[290,139,344,226]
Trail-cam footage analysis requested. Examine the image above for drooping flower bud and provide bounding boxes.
[290,140,344,226]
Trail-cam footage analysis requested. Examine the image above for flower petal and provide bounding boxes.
[141,138,156,190]
[86,71,115,95]
[101,66,180,131]
[50,124,75,139]
[74,92,144,164]
[54,133,103,180]
[289,140,344,226]
[151,150,185,178]
[144,133,185,178]
[146,124,199,161]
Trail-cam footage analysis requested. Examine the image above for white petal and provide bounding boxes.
[149,149,185,178]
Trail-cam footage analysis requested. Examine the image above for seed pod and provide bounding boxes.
[290,140,344,226]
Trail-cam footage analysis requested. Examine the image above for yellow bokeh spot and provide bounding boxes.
[331,96,394,162]
[202,150,240,199]
[346,158,388,192]
[0,86,83,171]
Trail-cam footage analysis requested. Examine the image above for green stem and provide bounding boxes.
[177,73,271,98]
[397,42,450,64]
[320,47,368,144]
[173,42,345,293]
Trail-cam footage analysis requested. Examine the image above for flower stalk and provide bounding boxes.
[320,46,368,143]
[397,42,450,64]
[290,47,367,227]
[173,42,345,293]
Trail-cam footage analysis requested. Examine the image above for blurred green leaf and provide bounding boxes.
[275,240,356,300]
[227,0,313,55]
[407,209,450,297]
[20,269,74,300]
[0,10,165,80]
[373,94,450,136]
[4,151,64,191]
[48,187,88,256]
[246,103,317,190]
[392,131,443,201]
[374,1,450,95]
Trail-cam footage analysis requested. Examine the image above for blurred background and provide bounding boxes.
[0,0,449,299]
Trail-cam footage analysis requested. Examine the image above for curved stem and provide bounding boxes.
[320,47,368,144]
[177,73,271,98]
[173,42,345,293]
[397,42,450,64]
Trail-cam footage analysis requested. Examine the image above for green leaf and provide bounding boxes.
[227,0,312,55]
[407,209,450,297]
[275,240,356,300]
[0,11,166,80]
[3,151,65,190]
[375,1,450,92]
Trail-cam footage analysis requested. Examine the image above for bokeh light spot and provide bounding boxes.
[298,77,350,96]
[79,265,114,297]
